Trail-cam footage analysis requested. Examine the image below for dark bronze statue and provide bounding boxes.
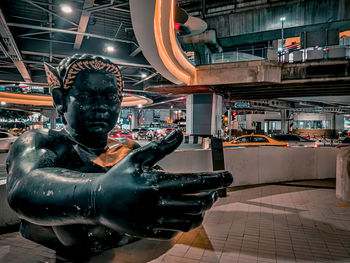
[6,54,233,260]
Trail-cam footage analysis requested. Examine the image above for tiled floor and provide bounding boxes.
[1,180,350,263]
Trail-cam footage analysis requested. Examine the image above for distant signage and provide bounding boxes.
[234,102,250,108]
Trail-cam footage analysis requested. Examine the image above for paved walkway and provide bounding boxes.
[1,180,350,263]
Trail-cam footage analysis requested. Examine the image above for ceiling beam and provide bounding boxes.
[130,46,141,57]
[22,0,79,27]
[74,0,94,50]
[0,9,32,83]
[84,2,129,13]
[7,22,138,46]
[20,50,153,68]
[132,72,158,86]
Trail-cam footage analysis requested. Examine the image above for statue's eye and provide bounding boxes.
[77,94,92,101]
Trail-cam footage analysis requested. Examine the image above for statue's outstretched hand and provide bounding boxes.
[94,130,233,239]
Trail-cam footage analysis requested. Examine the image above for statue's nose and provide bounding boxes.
[91,99,108,112]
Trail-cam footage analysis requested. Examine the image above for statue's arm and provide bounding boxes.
[6,130,233,239]
[6,130,99,226]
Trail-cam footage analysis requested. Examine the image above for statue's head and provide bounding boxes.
[44,54,123,136]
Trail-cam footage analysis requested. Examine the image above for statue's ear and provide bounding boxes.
[51,87,66,116]
[44,62,62,89]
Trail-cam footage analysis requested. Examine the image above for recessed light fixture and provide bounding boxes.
[141,73,147,78]
[1,101,6,105]
[61,4,73,14]
[106,45,115,52]
[137,104,143,108]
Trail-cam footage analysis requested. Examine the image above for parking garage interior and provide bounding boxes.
[0,0,350,262]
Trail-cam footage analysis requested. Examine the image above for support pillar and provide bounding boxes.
[130,108,138,129]
[50,110,57,130]
[41,109,57,130]
[186,94,222,136]
[280,109,288,134]
[336,148,350,202]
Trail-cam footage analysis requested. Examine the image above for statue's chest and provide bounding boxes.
[57,141,132,173]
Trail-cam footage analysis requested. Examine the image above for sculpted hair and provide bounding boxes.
[44,54,124,99]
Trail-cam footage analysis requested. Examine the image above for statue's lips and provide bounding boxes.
[87,118,109,125]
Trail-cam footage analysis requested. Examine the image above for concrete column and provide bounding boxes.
[186,94,222,136]
[50,110,57,130]
[41,109,57,130]
[227,108,232,141]
[169,109,173,123]
[130,108,138,129]
[336,148,350,202]
[280,109,288,134]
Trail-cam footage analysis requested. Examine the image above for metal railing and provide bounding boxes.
[279,44,350,63]
[187,40,350,66]
[211,47,267,64]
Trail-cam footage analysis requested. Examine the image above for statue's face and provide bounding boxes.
[63,71,121,136]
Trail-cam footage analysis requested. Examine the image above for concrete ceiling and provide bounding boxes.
[0,0,348,113]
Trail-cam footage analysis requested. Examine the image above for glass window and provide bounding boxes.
[238,122,246,129]
[0,132,9,138]
[292,120,331,129]
[323,120,331,129]
[251,136,269,143]
[236,137,250,143]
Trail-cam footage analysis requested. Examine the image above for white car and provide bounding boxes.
[0,132,18,152]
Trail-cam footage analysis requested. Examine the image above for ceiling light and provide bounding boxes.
[137,104,143,108]
[61,5,72,14]
[141,73,147,78]
[1,101,6,105]
[106,45,115,52]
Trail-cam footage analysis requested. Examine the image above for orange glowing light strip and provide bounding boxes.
[154,0,193,84]
[168,0,196,80]
[0,92,148,107]
[0,92,53,106]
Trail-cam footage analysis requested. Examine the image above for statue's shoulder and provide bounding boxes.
[13,128,69,150]
[14,128,49,145]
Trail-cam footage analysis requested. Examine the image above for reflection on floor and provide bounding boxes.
[0,180,350,263]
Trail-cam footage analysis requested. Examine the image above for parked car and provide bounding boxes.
[272,134,318,147]
[223,134,288,148]
[109,130,133,140]
[0,132,18,152]
[131,128,148,140]
[336,137,350,149]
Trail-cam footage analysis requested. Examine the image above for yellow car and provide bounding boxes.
[223,134,288,148]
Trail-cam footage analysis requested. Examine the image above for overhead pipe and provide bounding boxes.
[7,22,139,47]
[132,72,158,86]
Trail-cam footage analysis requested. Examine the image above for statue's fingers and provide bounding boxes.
[130,129,183,166]
[158,191,218,215]
[157,171,233,194]
[154,214,204,232]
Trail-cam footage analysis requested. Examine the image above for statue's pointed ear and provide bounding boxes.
[44,62,62,89]
[51,87,65,117]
